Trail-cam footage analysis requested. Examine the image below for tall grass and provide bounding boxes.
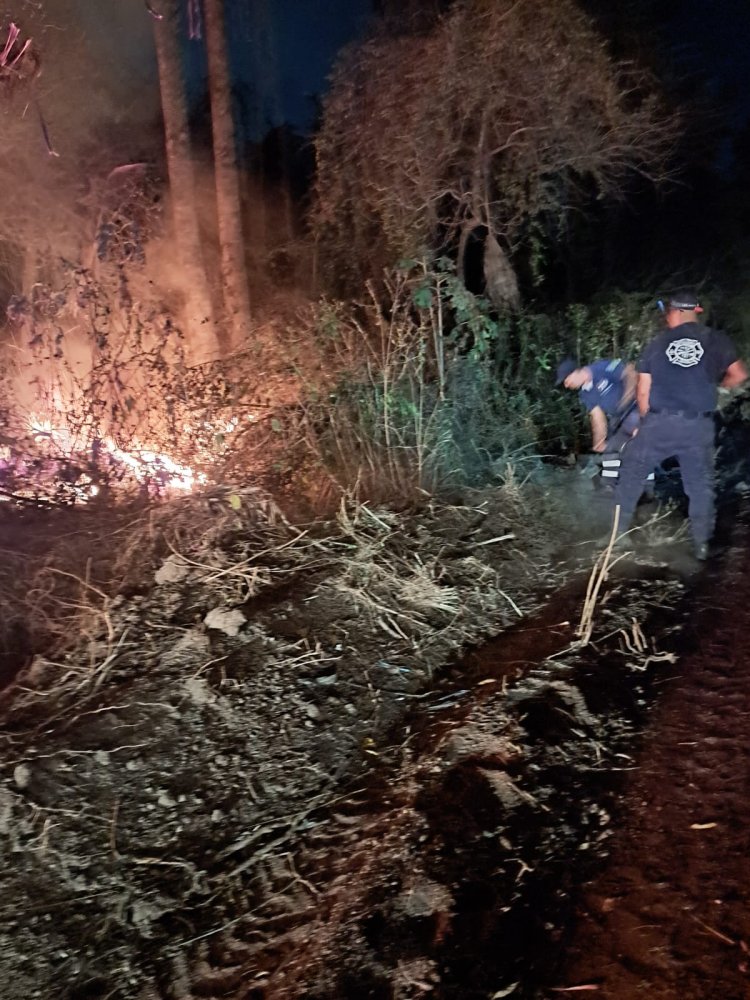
[302,262,660,502]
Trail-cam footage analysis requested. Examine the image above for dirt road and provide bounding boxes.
[552,520,750,1000]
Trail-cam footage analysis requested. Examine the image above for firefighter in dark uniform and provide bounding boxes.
[556,357,653,489]
[556,357,638,451]
[614,290,748,559]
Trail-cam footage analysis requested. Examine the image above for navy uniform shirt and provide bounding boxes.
[638,323,737,412]
[579,359,627,416]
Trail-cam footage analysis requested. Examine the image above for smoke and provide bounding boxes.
[34,0,160,132]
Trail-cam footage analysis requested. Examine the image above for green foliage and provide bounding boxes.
[527,220,547,289]
[708,285,750,359]
[545,290,659,450]
[565,292,656,362]
[302,266,665,501]
[302,266,521,498]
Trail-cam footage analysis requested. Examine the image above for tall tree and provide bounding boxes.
[203,0,252,351]
[153,0,220,363]
[314,0,681,306]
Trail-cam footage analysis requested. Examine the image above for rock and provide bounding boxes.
[13,764,31,790]
[397,878,453,918]
[159,631,211,669]
[204,608,247,636]
[183,676,217,706]
[477,768,531,810]
[154,554,191,585]
[444,725,520,766]
[24,657,57,689]
[315,672,338,686]
[0,785,13,834]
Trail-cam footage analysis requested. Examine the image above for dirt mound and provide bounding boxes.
[0,476,573,1000]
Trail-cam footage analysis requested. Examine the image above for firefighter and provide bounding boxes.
[555,357,652,489]
[613,290,748,560]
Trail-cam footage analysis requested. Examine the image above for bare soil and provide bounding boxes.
[555,523,750,1000]
[0,448,749,1000]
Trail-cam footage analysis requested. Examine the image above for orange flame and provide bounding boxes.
[27,414,206,496]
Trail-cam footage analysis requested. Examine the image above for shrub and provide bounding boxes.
[301,265,664,501]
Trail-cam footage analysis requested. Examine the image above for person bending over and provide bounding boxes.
[555,356,653,491]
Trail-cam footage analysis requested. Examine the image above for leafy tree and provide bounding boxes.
[313,0,681,307]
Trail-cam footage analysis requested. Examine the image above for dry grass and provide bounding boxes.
[0,481,550,721]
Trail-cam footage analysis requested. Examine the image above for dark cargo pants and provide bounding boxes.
[606,404,641,452]
[600,406,654,488]
[613,411,716,545]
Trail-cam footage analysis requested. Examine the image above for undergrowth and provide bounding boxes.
[300,260,660,502]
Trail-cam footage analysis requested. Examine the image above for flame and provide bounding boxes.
[104,441,205,492]
[29,417,55,437]
[22,413,207,498]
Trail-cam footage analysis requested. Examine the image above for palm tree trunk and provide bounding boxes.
[153,0,221,363]
[203,0,252,351]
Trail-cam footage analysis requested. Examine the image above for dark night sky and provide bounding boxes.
[39,0,373,139]
[39,0,750,144]
[668,0,750,94]
[665,0,750,134]
[205,0,750,153]
[182,0,374,135]
[585,0,750,175]
[29,0,750,175]
[227,0,750,134]
[259,0,371,130]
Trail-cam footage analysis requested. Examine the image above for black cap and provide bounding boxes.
[667,289,703,312]
[555,358,578,385]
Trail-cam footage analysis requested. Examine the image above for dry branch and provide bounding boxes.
[314,0,681,294]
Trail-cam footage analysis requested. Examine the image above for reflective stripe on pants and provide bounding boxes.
[600,456,654,482]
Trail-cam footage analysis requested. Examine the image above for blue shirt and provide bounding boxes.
[638,323,737,412]
[579,359,628,416]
